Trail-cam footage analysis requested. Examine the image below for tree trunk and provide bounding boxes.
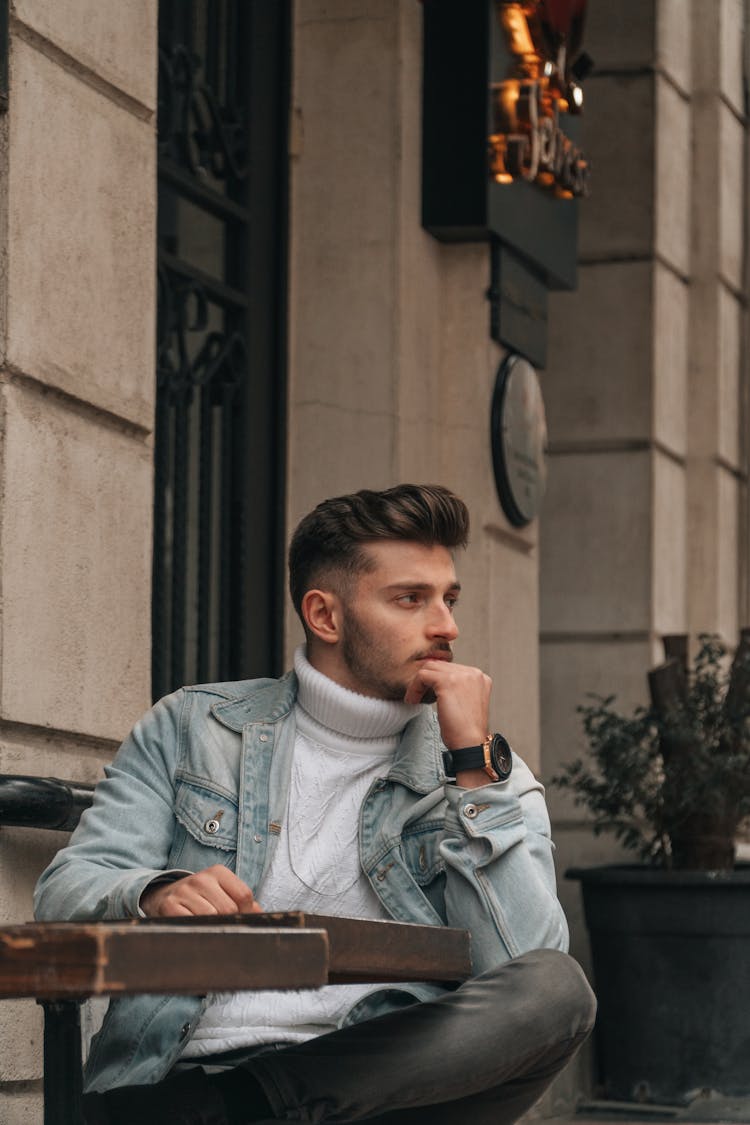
[649,641,736,870]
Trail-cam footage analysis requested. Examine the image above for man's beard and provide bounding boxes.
[340,607,448,703]
[340,610,408,700]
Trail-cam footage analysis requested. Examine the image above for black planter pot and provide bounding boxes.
[567,863,750,1105]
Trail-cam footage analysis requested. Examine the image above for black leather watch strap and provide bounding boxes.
[443,734,513,782]
[442,744,485,777]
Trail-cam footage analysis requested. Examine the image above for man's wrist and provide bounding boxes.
[442,730,487,752]
[443,734,513,785]
[452,767,494,790]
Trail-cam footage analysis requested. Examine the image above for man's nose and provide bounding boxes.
[428,602,459,640]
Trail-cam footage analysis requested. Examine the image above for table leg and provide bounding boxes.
[40,1000,83,1125]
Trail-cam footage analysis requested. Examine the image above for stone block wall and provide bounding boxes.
[0,5,157,1121]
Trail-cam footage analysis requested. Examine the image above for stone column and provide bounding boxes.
[687,0,746,639]
[0,5,156,1121]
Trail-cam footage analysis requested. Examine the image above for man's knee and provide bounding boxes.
[478,948,596,1043]
[517,948,596,1040]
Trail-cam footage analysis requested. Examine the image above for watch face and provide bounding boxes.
[490,734,513,780]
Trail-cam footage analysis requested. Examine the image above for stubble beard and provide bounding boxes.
[339,607,448,704]
[341,618,407,701]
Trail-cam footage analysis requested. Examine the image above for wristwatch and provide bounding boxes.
[442,733,513,783]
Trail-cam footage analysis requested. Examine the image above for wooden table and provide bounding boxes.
[0,913,471,1125]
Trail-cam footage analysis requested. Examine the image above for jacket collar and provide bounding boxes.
[386,709,446,794]
[209,670,446,793]
[210,671,298,731]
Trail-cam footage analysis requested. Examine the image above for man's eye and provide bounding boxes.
[445,596,459,610]
[397,593,420,605]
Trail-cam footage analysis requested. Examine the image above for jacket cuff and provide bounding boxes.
[443,781,524,840]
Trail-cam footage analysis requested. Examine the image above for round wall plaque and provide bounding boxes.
[490,353,548,527]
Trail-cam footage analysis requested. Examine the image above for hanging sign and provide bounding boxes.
[489,0,591,198]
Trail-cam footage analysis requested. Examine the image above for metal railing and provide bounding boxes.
[0,774,94,832]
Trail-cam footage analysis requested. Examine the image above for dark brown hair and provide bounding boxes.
[288,483,470,619]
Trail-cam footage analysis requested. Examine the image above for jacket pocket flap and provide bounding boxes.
[400,826,445,884]
[174,782,238,850]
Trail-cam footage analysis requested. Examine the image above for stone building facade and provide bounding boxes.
[0,2,747,1121]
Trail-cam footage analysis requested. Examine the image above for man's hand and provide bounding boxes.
[140,865,264,917]
[404,660,491,751]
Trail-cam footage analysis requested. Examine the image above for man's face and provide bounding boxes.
[334,541,461,701]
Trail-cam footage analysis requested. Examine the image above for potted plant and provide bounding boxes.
[552,631,750,1106]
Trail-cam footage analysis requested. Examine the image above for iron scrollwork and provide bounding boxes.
[157,265,248,404]
[158,43,248,184]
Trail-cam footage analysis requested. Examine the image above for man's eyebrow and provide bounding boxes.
[384,581,462,592]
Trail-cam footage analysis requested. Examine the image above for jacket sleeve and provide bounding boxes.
[34,690,189,922]
[439,753,569,974]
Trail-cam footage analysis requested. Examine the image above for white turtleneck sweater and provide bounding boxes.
[181,647,422,1058]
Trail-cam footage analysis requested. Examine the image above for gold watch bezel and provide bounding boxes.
[482,735,500,782]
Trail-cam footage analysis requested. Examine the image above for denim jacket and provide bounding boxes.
[34,672,568,1092]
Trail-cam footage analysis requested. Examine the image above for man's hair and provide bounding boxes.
[288,483,469,619]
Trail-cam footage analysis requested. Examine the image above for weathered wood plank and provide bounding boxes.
[134,911,472,982]
[0,924,329,999]
[307,914,471,983]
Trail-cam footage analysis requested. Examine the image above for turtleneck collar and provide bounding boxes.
[293,645,423,744]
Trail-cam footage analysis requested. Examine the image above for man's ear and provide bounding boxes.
[301,589,342,646]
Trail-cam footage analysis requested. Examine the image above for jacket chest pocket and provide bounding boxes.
[169,781,239,870]
[400,823,445,886]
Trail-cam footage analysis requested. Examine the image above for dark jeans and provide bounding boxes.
[237,949,596,1125]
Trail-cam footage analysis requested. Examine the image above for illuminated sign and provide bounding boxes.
[489,0,590,198]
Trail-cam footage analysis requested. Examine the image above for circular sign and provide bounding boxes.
[490,353,548,527]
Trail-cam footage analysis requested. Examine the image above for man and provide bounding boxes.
[35,483,595,1125]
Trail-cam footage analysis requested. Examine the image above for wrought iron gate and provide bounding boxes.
[154,0,288,701]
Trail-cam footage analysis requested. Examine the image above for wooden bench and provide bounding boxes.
[0,775,472,1125]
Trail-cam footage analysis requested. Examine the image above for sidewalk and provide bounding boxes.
[545,1096,750,1125]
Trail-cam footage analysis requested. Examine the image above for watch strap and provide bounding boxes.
[442,744,486,777]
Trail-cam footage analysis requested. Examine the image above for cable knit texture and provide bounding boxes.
[182,647,423,1057]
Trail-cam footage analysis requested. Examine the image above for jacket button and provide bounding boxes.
[204,819,220,835]
[418,845,427,871]
[253,833,262,843]
[180,1023,191,1039]
[259,734,269,742]
[463,803,479,819]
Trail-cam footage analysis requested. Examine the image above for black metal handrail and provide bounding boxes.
[0,775,94,832]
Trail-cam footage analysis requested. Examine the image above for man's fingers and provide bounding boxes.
[156,900,193,917]
[141,866,262,917]
[403,673,431,705]
[204,866,261,913]
[402,661,492,750]
[403,663,459,705]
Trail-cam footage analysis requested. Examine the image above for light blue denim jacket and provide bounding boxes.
[34,672,568,1092]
